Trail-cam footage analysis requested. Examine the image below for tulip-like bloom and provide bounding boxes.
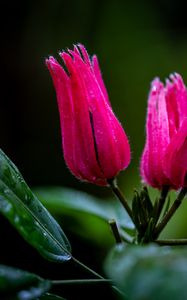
[46,44,130,186]
[140,73,187,189]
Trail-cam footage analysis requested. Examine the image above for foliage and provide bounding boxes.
[105,243,187,300]
[1,148,187,300]
[0,149,71,263]
[0,265,51,300]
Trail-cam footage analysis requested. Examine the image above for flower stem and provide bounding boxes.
[71,256,104,279]
[52,279,111,285]
[156,239,187,246]
[154,187,187,239]
[155,186,169,223]
[71,255,124,297]
[108,178,134,223]
[109,219,122,244]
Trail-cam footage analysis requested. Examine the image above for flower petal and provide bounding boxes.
[140,78,172,188]
[60,52,106,185]
[65,52,130,178]
[165,73,187,138]
[164,118,187,188]
[92,55,110,105]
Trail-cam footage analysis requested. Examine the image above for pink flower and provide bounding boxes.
[46,44,131,186]
[140,73,187,189]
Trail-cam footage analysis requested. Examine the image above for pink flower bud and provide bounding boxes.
[46,44,131,186]
[140,73,187,189]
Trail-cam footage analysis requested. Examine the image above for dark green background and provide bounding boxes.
[1,0,187,195]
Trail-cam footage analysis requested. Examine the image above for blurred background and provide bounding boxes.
[1,0,187,298]
[2,0,187,193]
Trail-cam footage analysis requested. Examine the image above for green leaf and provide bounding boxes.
[0,149,71,262]
[141,186,153,215]
[132,191,142,233]
[35,187,135,247]
[39,293,65,300]
[105,244,187,300]
[34,187,134,233]
[0,264,51,300]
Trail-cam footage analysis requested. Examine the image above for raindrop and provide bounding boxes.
[37,206,42,213]
[35,221,39,227]
[3,188,10,195]
[0,201,12,213]
[24,194,32,205]
[152,85,157,95]
[14,214,20,224]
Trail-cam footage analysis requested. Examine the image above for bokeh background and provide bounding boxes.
[1,0,187,298]
[2,0,187,192]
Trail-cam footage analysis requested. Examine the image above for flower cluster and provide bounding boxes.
[46,44,187,192]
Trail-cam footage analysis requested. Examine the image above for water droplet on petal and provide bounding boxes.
[152,85,157,95]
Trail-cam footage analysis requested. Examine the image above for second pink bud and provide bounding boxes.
[141,73,187,189]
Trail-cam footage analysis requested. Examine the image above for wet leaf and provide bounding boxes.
[0,265,51,300]
[35,187,134,233]
[39,293,65,300]
[105,244,187,300]
[0,149,71,262]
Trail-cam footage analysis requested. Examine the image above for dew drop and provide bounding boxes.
[0,201,12,213]
[18,290,33,300]
[37,205,42,213]
[4,188,10,195]
[24,194,32,205]
[14,214,20,224]
[152,85,157,95]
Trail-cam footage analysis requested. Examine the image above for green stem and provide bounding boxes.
[108,178,134,223]
[156,239,187,246]
[155,186,169,223]
[71,253,123,297]
[119,230,132,244]
[71,256,104,279]
[109,219,122,244]
[52,279,111,285]
[154,187,187,239]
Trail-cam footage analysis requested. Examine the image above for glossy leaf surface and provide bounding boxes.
[0,149,71,262]
[39,293,65,300]
[0,265,51,300]
[35,187,134,231]
[105,244,187,300]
